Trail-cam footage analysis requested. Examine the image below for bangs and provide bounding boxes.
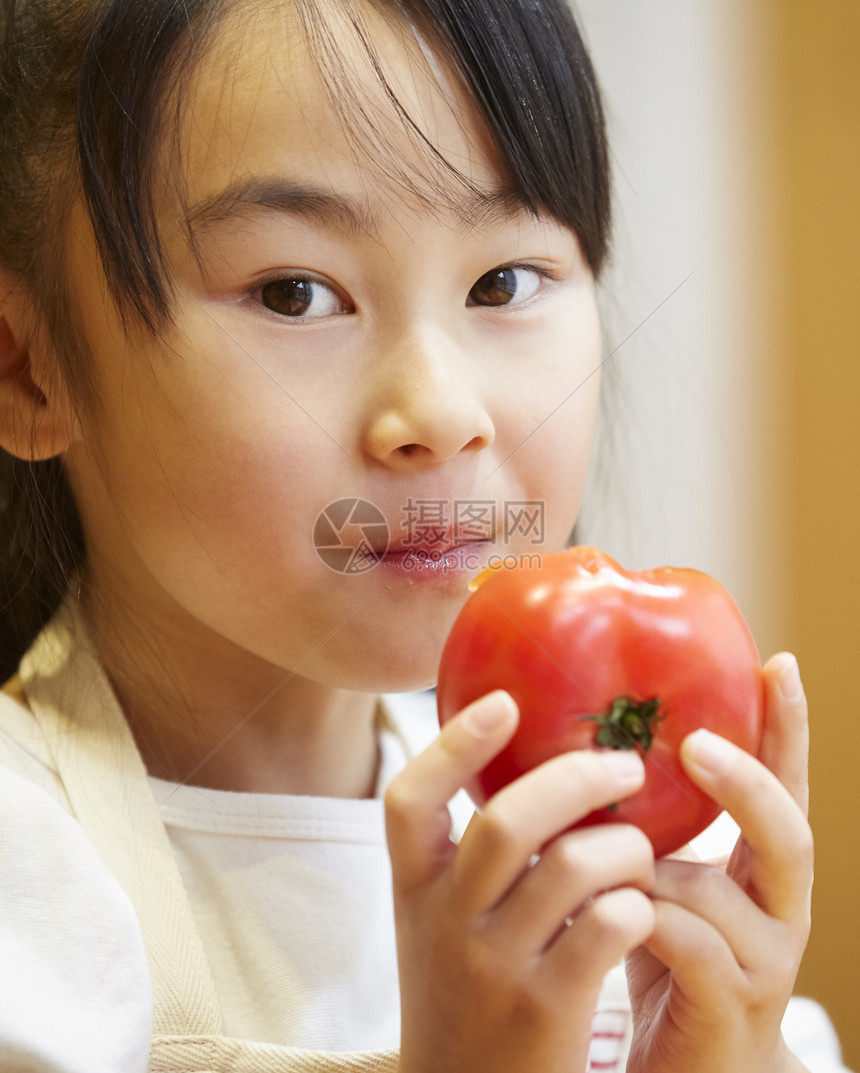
[397,0,610,264]
[290,0,503,216]
[77,0,610,333]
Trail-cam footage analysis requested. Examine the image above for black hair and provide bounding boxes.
[0,0,610,679]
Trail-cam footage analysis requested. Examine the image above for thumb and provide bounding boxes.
[385,690,518,890]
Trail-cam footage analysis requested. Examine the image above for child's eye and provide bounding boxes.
[258,275,351,319]
[467,265,545,308]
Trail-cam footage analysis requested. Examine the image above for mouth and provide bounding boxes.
[378,539,493,577]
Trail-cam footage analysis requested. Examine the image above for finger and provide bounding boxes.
[641,897,743,1010]
[675,834,731,870]
[453,748,645,913]
[484,824,655,955]
[680,730,814,920]
[760,652,809,816]
[650,857,772,969]
[666,842,702,863]
[385,690,518,891]
[543,887,655,997]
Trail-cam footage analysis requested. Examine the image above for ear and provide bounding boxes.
[0,280,79,462]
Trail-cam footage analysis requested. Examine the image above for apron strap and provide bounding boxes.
[21,596,222,1038]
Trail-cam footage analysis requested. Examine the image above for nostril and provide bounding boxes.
[398,443,420,457]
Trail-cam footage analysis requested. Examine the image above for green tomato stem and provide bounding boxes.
[582,696,663,753]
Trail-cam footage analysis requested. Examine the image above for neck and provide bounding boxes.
[77,576,381,798]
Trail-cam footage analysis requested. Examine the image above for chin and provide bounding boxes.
[314,645,440,695]
[343,665,438,695]
[309,615,451,694]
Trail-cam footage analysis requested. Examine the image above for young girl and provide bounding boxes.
[0,1,847,1071]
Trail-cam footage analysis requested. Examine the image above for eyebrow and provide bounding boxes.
[182,176,531,240]
[185,178,377,237]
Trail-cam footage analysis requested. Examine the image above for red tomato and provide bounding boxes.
[436,547,764,858]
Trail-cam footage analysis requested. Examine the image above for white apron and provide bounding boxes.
[19,599,400,1073]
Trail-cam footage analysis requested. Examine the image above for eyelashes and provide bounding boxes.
[466,264,552,307]
[250,262,557,323]
[257,274,352,319]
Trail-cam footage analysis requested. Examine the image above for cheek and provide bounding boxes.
[83,340,341,590]
[490,296,602,545]
[517,386,599,546]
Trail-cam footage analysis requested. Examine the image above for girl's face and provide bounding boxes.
[64,2,602,694]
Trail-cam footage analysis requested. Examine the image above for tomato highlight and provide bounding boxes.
[436,547,764,858]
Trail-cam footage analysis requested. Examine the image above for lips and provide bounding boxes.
[378,540,492,575]
[383,535,484,554]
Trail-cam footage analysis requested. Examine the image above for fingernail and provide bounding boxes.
[684,729,736,776]
[599,750,645,783]
[776,653,804,703]
[460,691,516,736]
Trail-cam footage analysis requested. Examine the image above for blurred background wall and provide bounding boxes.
[761,2,860,1065]
[575,1,860,1067]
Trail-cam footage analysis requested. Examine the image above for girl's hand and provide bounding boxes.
[386,690,656,1073]
[626,652,814,1073]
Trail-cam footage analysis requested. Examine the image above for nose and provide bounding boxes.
[362,326,495,471]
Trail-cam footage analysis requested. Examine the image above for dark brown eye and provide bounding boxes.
[468,266,542,307]
[259,277,344,318]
